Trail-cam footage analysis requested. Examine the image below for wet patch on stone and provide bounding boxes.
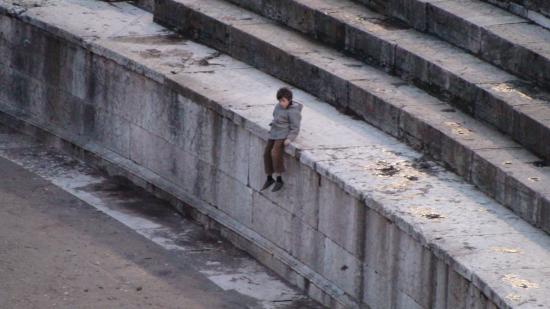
[194,51,223,66]
[368,18,411,31]
[375,160,400,177]
[408,207,446,220]
[532,160,548,167]
[111,33,185,45]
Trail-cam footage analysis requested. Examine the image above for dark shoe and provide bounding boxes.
[261,177,275,191]
[272,179,284,192]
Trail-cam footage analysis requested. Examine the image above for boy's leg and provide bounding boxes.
[263,139,275,175]
[261,140,276,191]
[271,140,285,192]
[271,140,285,174]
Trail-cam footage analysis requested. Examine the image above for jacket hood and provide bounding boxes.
[289,101,303,111]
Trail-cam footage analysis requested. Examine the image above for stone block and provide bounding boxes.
[439,131,473,179]
[92,108,131,158]
[215,116,251,186]
[129,124,180,186]
[345,24,396,68]
[138,83,180,143]
[252,192,292,250]
[394,232,434,309]
[387,0,429,31]
[431,258,449,309]
[395,290,424,309]
[188,156,218,208]
[215,170,253,227]
[364,208,399,276]
[426,2,483,54]
[318,179,365,258]
[290,215,325,272]
[292,54,350,109]
[473,86,516,138]
[173,95,218,163]
[312,6,346,48]
[135,0,154,12]
[322,237,362,300]
[156,0,232,52]
[399,106,445,158]
[446,267,471,309]
[514,106,550,161]
[348,80,401,138]
[539,196,550,234]
[362,265,394,309]
[87,55,147,123]
[0,64,39,117]
[270,0,317,38]
[482,23,550,89]
[502,172,540,224]
[230,24,298,85]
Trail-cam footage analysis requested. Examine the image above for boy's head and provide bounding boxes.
[276,87,293,108]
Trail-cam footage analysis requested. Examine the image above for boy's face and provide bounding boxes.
[279,97,290,108]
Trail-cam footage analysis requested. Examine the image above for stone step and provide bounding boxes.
[354,0,550,90]
[5,1,550,307]
[217,0,550,165]
[479,0,550,29]
[154,0,550,235]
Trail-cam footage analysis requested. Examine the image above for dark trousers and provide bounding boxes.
[264,139,285,175]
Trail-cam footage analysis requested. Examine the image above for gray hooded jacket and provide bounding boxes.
[269,101,303,141]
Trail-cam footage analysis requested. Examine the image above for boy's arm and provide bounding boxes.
[286,108,302,142]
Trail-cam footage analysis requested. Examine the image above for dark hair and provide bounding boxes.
[276,87,293,102]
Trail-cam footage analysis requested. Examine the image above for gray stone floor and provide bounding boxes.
[0,124,321,309]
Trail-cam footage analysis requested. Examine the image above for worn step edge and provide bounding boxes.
[153,0,550,235]
[223,0,550,164]
[353,0,550,90]
[482,0,550,29]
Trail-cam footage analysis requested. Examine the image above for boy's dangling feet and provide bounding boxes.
[272,176,284,192]
[261,175,275,191]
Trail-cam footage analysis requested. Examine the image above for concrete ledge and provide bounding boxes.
[3,1,550,308]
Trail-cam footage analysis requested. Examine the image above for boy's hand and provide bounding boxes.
[284,139,291,146]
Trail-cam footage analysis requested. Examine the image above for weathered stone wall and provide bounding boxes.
[0,2,537,308]
[0,11,371,307]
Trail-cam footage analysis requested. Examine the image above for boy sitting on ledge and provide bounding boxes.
[261,87,303,192]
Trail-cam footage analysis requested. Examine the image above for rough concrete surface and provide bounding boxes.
[1,1,550,308]
[0,124,321,309]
